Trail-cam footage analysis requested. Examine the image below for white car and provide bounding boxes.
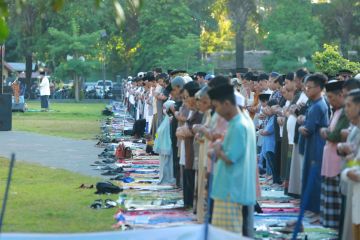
[95,80,113,98]
[96,80,113,91]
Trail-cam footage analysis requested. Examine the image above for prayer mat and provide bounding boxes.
[260,203,297,208]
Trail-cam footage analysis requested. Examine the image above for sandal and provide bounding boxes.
[79,184,94,189]
[104,199,117,208]
[90,199,103,209]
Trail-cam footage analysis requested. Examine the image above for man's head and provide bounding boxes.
[250,74,259,92]
[235,68,248,80]
[295,68,309,90]
[183,81,200,110]
[171,76,185,98]
[242,72,254,89]
[270,75,284,91]
[195,86,211,113]
[208,84,236,119]
[153,67,162,77]
[325,80,345,110]
[156,73,168,87]
[170,70,187,79]
[259,93,271,108]
[258,73,270,91]
[208,75,230,88]
[38,68,45,79]
[196,72,207,84]
[338,69,353,81]
[283,85,295,101]
[263,99,278,116]
[345,89,360,125]
[342,78,360,96]
[305,73,327,100]
[284,72,295,92]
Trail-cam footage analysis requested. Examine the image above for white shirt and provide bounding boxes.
[296,92,308,105]
[39,77,50,96]
[341,166,360,224]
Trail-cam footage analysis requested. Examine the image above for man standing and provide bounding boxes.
[320,80,349,228]
[38,68,50,112]
[208,82,256,233]
[169,76,186,187]
[299,73,329,214]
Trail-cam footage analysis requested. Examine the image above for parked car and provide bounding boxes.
[84,82,96,92]
[83,82,97,99]
[95,80,113,98]
[96,80,113,90]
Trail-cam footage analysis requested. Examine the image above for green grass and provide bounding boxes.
[0,157,116,233]
[12,101,105,140]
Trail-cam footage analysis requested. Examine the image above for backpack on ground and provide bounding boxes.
[95,181,122,194]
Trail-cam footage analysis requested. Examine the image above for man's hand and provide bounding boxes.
[340,129,349,141]
[297,115,305,125]
[299,126,309,136]
[192,124,204,133]
[176,127,185,139]
[277,117,285,126]
[212,133,223,141]
[347,170,360,182]
[337,142,353,156]
[289,105,297,115]
[213,139,223,158]
[320,127,328,140]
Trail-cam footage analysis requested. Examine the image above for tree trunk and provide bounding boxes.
[75,74,79,102]
[335,6,353,59]
[25,53,33,95]
[228,0,255,69]
[235,26,246,68]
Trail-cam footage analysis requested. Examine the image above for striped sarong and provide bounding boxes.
[320,175,342,228]
[212,198,242,233]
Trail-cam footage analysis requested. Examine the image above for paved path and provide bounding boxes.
[0,131,102,177]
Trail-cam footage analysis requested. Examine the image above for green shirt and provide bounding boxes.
[211,112,257,205]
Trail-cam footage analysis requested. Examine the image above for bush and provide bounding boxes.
[312,44,360,76]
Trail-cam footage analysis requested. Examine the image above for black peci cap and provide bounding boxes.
[208,84,234,100]
[325,80,344,92]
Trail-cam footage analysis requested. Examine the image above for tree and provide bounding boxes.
[106,0,142,77]
[260,0,323,72]
[312,44,360,76]
[161,34,202,72]
[0,0,9,42]
[263,32,318,72]
[200,0,235,58]
[4,0,143,83]
[185,0,217,35]
[106,35,139,78]
[134,0,198,72]
[313,0,360,58]
[6,0,53,91]
[227,0,256,68]
[47,19,100,101]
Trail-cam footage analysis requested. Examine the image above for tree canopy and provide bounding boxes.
[1,0,359,90]
[260,0,324,72]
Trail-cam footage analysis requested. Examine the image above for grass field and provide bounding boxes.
[0,157,116,233]
[12,101,105,139]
